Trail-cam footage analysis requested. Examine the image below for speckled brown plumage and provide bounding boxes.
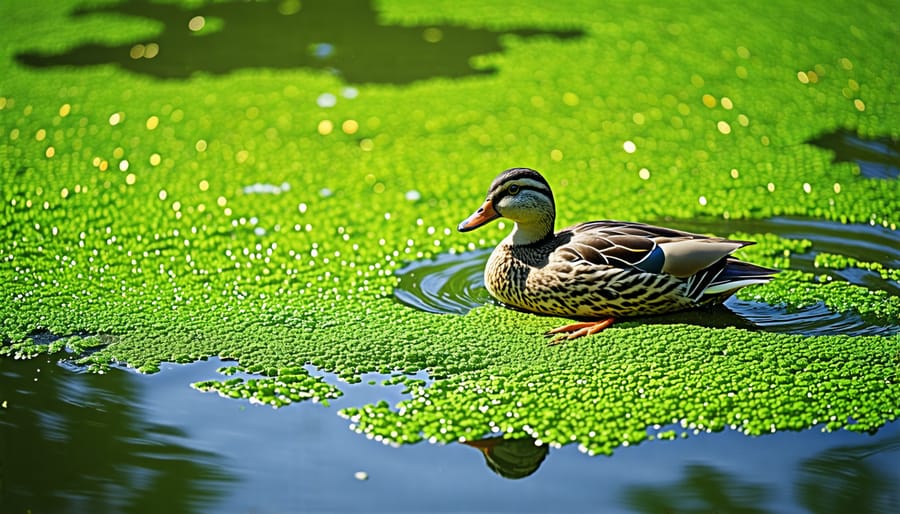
[458,168,778,342]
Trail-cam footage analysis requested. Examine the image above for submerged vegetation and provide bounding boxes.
[1,0,899,455]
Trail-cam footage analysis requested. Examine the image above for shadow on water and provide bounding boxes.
[0,351,233,514]
[394,217,900,336]
[15,0,582,83]
[808,129,900,180]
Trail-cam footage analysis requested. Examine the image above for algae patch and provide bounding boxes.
[1,0,899,456]
[341,314,900,455]
[192,365,342,407]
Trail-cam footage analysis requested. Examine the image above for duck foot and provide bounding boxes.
[545,318,614,345]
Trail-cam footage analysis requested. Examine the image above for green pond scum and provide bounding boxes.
[1,0,899,456]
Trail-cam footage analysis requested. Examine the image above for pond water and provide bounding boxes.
[15,0,581,83]
[2,352,898,514]
[808,129,900,180]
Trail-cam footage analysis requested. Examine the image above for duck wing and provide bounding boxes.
[554,220,754,277]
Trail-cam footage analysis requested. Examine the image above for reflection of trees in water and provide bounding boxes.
[795,432,900,514]
[621,463,771,514]
[0,352,233,513]
[467,430,899,513]
[16,0,581,84]
[615,432,899,514]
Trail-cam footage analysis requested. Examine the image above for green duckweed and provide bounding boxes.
[814,253,900,282]
[193,371,342,408]
[1,0,899,455]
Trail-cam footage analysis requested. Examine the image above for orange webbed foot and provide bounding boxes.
[544,318,614,345]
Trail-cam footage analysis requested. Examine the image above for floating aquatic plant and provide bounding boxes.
[1,0,898,454]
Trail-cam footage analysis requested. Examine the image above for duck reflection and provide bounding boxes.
[463,435,549,479]
[17,0,582,84]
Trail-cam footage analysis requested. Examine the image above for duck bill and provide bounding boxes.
[462,437,503,450]
[458,199,500,232]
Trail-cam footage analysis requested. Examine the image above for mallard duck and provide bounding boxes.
[458,167,777,343]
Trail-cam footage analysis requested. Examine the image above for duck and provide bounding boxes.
[457,167,778,343]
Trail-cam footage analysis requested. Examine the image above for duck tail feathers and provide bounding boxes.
[703,258,778,296]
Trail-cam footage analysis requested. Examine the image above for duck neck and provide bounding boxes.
[510,216,555,246]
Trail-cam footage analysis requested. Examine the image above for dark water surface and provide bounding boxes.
[808,129,900,180]
[16,0,581,83]
[2,354,898,514]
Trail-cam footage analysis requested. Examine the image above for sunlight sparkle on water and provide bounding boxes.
[317,93,337,108]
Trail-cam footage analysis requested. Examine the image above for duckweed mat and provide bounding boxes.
[2,0,899,455]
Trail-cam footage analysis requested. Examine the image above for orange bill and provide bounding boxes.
[457,198,500,232]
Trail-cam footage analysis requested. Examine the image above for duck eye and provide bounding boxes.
[508,184,520,195]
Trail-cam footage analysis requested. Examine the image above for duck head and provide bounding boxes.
[458,167,556,245]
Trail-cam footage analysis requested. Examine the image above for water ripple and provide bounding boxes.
[393,248,492,315]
